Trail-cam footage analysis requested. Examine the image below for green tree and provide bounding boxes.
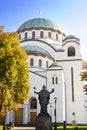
[0,30,30,118]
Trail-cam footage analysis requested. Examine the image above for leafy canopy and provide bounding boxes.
[81,60,87,81]
[0,31,30,116]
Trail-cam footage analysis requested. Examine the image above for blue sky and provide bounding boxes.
[0,0,87,59]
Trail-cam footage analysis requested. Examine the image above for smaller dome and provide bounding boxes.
[63,34,79,41]
[49,62,59,68]
[49,62,62,69]
[22,45,52,59]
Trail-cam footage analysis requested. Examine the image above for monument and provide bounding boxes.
[34,85,54,130]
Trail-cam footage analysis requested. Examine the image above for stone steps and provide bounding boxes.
[11,127,35,130]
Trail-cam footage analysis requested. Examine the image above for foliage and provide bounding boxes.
[81,71,87,81]
[52,125,87,130]
[0,31,30,117]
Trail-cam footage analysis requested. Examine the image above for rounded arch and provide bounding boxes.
[30,97,37,109]
[56,34,58,41]
[32,31,35,39]
[38,59,42,67]
[25,32,28,39]
[48,32,51,38]
[67,46,75,56]
[30,58,34,66]
[40,31,44,38]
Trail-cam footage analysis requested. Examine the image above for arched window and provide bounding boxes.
[32,31,35,39]
[46,61,48,68]
[48,32,51,38]
[25,32,27,39]
[31,98,37,109]
[56,34,58,41]
[39,59,42,67]
[19,34,21,40]
[68,46,75,56]
[40,31,44,38]
[30,59,34,66]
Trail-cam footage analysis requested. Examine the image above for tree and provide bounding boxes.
[81,60,87,94]
[81,60,87,81]
[0,30,30,118]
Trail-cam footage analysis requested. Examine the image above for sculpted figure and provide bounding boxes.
[34,85,54,115]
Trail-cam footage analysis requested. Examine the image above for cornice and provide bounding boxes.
[20,39,65,52]
[62,40,80,46]
[56,59,82,62]
[17,27,66,37]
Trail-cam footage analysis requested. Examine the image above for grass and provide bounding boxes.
[0,125,87,130]
[52,126,87,130]
[0,126,3,130]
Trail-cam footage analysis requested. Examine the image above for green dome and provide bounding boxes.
[63,34,79,41]
[18,18,61,31]
[22,45,52,59]
[49,62,59,68]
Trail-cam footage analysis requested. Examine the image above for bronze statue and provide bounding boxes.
[34,85,54,130]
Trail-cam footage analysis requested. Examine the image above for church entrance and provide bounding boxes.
[30,112,37,126]
[14,108,23,126]
[30,97,37,126]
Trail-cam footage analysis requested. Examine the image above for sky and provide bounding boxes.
[0,0,87,59]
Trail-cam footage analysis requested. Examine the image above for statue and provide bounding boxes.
[34,85,54,130]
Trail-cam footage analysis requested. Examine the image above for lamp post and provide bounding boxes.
[54,97,57,130]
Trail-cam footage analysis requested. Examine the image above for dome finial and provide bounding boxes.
[39,9,42,18]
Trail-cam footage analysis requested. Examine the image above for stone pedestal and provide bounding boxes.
[35,115,52,130]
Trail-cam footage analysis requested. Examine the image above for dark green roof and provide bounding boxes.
[18,18,61,31]
[49,62,62,69]
[63,34,79,41]
[49,62,59,68]
[22,45,52,59]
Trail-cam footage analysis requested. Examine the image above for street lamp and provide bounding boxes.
[54,97,57,130]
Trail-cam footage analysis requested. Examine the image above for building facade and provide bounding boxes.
[5,17,86,126]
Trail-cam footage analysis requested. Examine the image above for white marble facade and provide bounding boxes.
[6,17,86,125]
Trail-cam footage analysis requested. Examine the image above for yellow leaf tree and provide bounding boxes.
[81,60,87,81]
[0,30,30,118]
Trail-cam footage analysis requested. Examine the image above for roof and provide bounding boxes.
[63,34,79,41]
[18,18,62,31]
[49,62,62,69]
[22,45,52,59]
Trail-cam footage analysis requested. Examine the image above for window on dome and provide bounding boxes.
[48,32,51,38]
[32,31,35,39]
[68,46,75,56]
[19,34,21,40]
[30,59,34,66]
[39,59,42,67]
[40,31,44,38]
[31,98,37,109]
[56,34,58,41]
[25,32,27,39]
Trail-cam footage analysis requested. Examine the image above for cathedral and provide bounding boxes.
[5,16,86,126]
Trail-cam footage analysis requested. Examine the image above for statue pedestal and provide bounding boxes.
[35,115,52,130]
